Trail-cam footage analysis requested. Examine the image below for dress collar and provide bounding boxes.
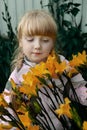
[24,56,37,67]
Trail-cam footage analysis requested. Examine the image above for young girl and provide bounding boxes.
[3,10,87,130]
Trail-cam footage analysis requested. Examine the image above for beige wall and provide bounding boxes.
[81,0,87,32]
[0,0,49,35]
[0,0,87,35]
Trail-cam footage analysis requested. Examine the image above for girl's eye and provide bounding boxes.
[26,38,34,42]
[42,39,49,42]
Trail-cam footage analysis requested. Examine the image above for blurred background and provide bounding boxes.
[0,0,87,92]
[0,0,49,35]
[0,0,87,36]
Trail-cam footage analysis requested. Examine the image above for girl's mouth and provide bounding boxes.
[32,52,41,55]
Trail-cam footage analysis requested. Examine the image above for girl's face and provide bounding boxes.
[20,35,54,63]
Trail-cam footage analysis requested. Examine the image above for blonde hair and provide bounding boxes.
[11,10,57,71]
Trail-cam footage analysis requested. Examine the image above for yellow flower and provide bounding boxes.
[23,72,37,86]
[22,62,51,95]
[67,68,78,77]
[28,125,40,130]
[0,93,8,107]
[83,121,87,130]
[55,61,68,75]
[55,98,72,119]
[46,54,58,78]
[30,62,49,77]
[46,52,68,77]
[18,111,31,128]
[18,112,40,129]
[10,78,17,89]
[0,125,3,130]
[17,105,26,113]
[69,51,87,67]
[0,123,13,129]
[78,51,87,63]
[22,72,41,95]
[19,84,37,96]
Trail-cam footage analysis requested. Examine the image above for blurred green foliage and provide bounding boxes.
[0,0,17,92]
[40,0,87,59]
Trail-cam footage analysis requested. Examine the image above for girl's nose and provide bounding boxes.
[34,40,41,49]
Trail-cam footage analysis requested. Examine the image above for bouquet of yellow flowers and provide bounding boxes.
[0,51,87,130]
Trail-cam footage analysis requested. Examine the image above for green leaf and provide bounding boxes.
[71,7,80,16]
[73,3,81,7]
[70,104,82,128]
[36,76,48,86]
[63,20,72,28]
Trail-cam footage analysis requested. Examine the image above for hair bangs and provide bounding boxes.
[18,10,57,40]
[22,15,57,38]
